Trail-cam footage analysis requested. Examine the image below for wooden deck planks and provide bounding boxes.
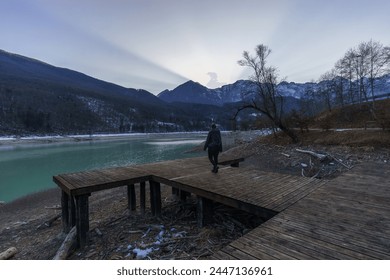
[53,155,390,259]
[171,167,321,213]
[214,162,390,260]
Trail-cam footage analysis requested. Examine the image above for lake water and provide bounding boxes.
[0,134,206,202]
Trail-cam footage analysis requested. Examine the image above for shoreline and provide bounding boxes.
[0,130,266,205]
[0,130,269,146]
[0,131,209,146]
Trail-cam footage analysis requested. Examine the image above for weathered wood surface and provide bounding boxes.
[53,156,245,248]
[53,156,389,258]
[53,166,151,196]
[169,167,325,214]
[213,162,390,260]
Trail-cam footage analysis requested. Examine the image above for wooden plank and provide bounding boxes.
[277,208,390,253]
[230,238,288,260]
[245,227,336,259]
[259,221,376,260]
[209,250,239,260]
[53,175,76,194]
[263,216,389,259]
[220,245,258,260]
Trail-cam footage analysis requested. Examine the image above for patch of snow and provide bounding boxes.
[133,248,154,259]
[173,231,187,238]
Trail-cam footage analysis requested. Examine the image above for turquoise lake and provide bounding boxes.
[0,134,206,202]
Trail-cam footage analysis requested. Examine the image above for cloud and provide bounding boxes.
[206,72,226,88]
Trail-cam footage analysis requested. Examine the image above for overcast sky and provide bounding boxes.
[1,0,390,94]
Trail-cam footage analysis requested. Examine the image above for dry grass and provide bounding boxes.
[260,129,390,148]
[314,99,390,129]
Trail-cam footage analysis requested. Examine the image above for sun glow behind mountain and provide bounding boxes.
[1,0,390,94]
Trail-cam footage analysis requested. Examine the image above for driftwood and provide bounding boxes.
[44,205,62,210]
[329,155,352,169]
[53,226,77,260]
[296,149,352,170]
[0,247,18,260]
[281,153,291,158]
[295,149,329,161]
[95,227,103,236]
[37,213,61,230]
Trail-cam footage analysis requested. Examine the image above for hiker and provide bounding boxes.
[204,123,222,173]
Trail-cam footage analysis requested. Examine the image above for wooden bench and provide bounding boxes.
[53,156,244,248]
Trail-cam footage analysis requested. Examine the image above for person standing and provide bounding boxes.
[204,123,222,173]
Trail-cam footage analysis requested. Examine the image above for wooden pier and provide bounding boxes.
[211,162,390,260]
[53,157,390,259]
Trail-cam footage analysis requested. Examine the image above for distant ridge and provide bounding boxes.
[0,49,251,134]
[2,49,388,136]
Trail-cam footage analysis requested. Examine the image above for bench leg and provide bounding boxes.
[61,191,70,233]
[75,194,90,248]
[70,196,76,228]
[61,191,76,233]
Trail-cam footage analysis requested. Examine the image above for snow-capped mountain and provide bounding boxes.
[158,75,390,106]
[158,79,313,106]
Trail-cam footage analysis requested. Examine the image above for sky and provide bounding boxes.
[1,0,390,94]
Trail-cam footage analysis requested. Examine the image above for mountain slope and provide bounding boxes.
[158,80,218,105]
[0,49,178,134]
[0,50,252,135]
[158,79,307,106]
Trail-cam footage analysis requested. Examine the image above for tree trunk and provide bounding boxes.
[278,122,299,143]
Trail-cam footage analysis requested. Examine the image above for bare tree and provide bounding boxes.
[337,50,358,105]
[366,40,390,105]
[235,44,298,143]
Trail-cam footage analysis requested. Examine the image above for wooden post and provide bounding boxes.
[155,182,161,216]
[197,196,213,228]
[149,181,162,216]
[127,184,136,212]
[180,190,190,202]
[172,187,179,196]
[75,194,90,248]
[140,182,146,215]
[149,181,156,215]
[61,191,70,233]
[70,196,76,228]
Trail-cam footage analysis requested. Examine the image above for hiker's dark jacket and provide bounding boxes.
[204,128,222,152]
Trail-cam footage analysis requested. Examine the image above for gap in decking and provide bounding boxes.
[71,185,270,260]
